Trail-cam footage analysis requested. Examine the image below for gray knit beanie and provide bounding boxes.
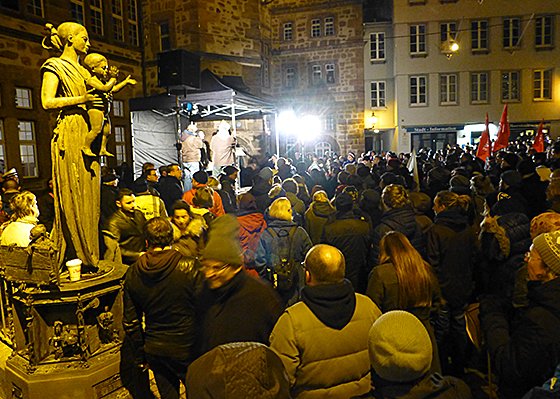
[533,230,560,275]
[368,311,432,382]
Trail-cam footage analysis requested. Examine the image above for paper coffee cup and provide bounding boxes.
[66,259,82,281]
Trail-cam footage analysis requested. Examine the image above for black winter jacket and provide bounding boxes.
[248,177,272,214]
[159,175,184,214]
[323,211,372,293]
[426,209,477,308]
[480,278,560,398]
[103,209,147,265]
[123,250,203,365]
[372,206,425,267]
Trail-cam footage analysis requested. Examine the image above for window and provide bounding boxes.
[440,74,458,105]
[370,32,386,61]
[160,21,171,51]
[325,115,335,132]
[325,17,334,36]
[410,24,427,55]
[440,22,457,44]
[502,70,520,101]
[15,88,32,109]
[471,20,488,52]
[325,64,335,84]
[534,69,552,100]
[114,126,126,164]
[285,67,296,89]
[315,142,332,158]
[71,0,84,25]
[283,22,293,41]
[128,0,138,45]
[503,17,520,49]
[113,100,124,116]
[312,65,322,86]
[112,0,123,41]
[371,81,386,108]
[311,19,321,38]
[410,75,427,106]
[535,16,553,48]
[27,0,42,17]
[18,121,37,177]
[471,72,489,104]
[0,120,5,174]
[90,0,103,35]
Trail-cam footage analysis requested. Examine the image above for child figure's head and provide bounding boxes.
[83,53,108,79]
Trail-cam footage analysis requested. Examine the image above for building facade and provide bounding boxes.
[386,0,560,153]
[269,0,365,159]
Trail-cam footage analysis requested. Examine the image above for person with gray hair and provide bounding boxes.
[270,244,381,398]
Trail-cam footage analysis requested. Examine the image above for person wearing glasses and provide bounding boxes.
[196,214,283,355]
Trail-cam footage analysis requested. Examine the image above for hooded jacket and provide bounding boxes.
[270,280,382,399]
[237,211,267,269]
[481,278,560,398]
[304,201,336,245]
[426,209,476,308]
[249,177,273,214]
[372,206,425,268]
[123,249,203,365]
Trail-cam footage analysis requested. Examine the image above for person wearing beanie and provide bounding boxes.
[182,169,225,217]
[357,311,471,399]
[122,217,203,399]
[197,214,283,355]
[322,192,372,293]
[481,230,560,398]
[485,170,530,218]
[218,165,238,214]
[270,244,382,399]
[517,158,548,219]
[186,342,291,399]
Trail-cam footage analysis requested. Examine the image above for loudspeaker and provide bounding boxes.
[157,49,201,90]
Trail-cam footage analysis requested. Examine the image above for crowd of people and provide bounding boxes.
[2,135,560,398]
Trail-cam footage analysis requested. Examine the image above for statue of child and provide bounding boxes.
[82,53,136,157]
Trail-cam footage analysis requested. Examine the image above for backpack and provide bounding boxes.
[267,226,298,293]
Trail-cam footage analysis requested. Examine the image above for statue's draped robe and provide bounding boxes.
[41,57,100,267]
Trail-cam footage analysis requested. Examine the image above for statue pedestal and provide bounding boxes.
[1,261,129,399]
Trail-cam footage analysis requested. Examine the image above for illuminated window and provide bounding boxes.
[325,115,335,132]
[502,70,520,101]
[440,74,458,105]
[311,19,321,38]
[503,17,520,49]
[283,22,293,41]
[471,20,488,52]
[315,142,331,158]
[18,121,37,177]
[410,24,426,55]
[471,72,489,104]
[371,81,386,108]
[410,75,427,106]
[534,69,552,100]
[113,100,124,116]
[370,32,386,61]
[15,88,32,109]
[325,17,334,36]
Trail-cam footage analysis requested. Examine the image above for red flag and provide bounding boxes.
[532,118,545,153]
[493,103,510,152]
[476,113,491,161]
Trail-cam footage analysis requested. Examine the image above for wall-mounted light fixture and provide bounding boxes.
[369,111,378,128]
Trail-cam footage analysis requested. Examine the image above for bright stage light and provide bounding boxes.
[299,115,321,141]
[278,110,297,133]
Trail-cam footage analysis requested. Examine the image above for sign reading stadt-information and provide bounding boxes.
[405,126,464,133]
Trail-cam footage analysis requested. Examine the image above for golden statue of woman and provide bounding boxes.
[41,22,101,268]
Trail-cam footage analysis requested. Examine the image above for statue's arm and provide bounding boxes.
[87,76,117,92]
[41,71,93,110]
